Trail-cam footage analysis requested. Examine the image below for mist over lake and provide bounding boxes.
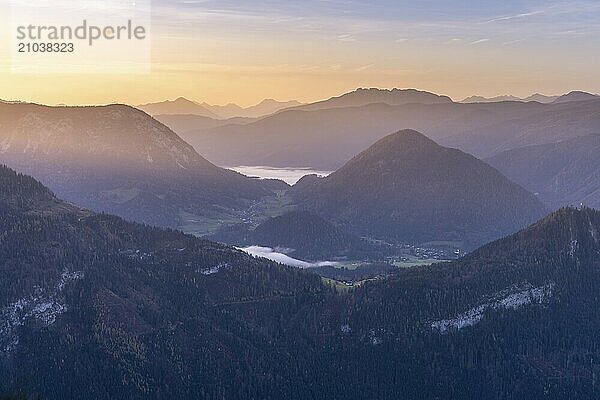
[228,166,332,185]
[239,246,338,268]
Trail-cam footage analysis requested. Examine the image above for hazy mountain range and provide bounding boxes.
[0,102,275,232]
[5,96,597,250]
[153,114,259,147]
[461,90,598,104]
[461,93,558,103]
[486,134,600,210]
[137,97,220,118]
[282,88,452,111]
[2,92,597,249]
[2,164,600,399]
[138,97,302,119]
[202,98,303,118]
[168,89,600,170]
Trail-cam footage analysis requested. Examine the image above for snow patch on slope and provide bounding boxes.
[588,218,598,244]
[0,269,84,352]
[200,262,228,275]
[431,282,555,334]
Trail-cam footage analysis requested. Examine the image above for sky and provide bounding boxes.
[0,0,599,106]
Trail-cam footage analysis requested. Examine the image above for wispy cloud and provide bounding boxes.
[469,38,490,45]
[502,39,523,46]
[553,30,586,36]
[337,33,356,42]
[483,11,545,24]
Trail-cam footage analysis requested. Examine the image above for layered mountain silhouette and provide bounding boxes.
[461,93,559,103]
[154,114,258,146]
[292,130,547,248]
[552,90,599,103]
[284,88,452,112]
[139,98,302,119]
[486,134,600,209]
[3,164,600,399]
[443,97,600,156]
[174,89,600,169]
[460,91,598,104]
[137,97,219,118]
[0,102,273,230]
[202,99,303,118]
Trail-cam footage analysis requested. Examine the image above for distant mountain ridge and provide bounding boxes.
[283,88,452,113]
[202,99,303,118]
[486,134,600,209]
[461,93,559,103]
[552,90,599,103]
[292,129,547,248]
[139,98,302,119]
[460,91,598,104]
[187,93,600,169]
[137,97,220,118]
[461,95,525,103]
[154,114,258,138]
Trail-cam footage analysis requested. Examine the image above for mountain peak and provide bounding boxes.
[532,207,599,239]
[137,98,218,118]
[469,207,600,262]
[294,130,546,248]
[348,129,440,165]
[0,102,271,229]
[257,98,278,105]
[373,128,437,147]
[174,97,197,104]
[553,91,599,103]
[284,88,452,113]
[347,87,453,104]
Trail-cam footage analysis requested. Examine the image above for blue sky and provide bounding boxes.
[149,0,600,65]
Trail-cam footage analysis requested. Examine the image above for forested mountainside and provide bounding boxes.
[2,164,600,399]
[0,165,328,399]
[210,211,385,260]
[333,206,600,399]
